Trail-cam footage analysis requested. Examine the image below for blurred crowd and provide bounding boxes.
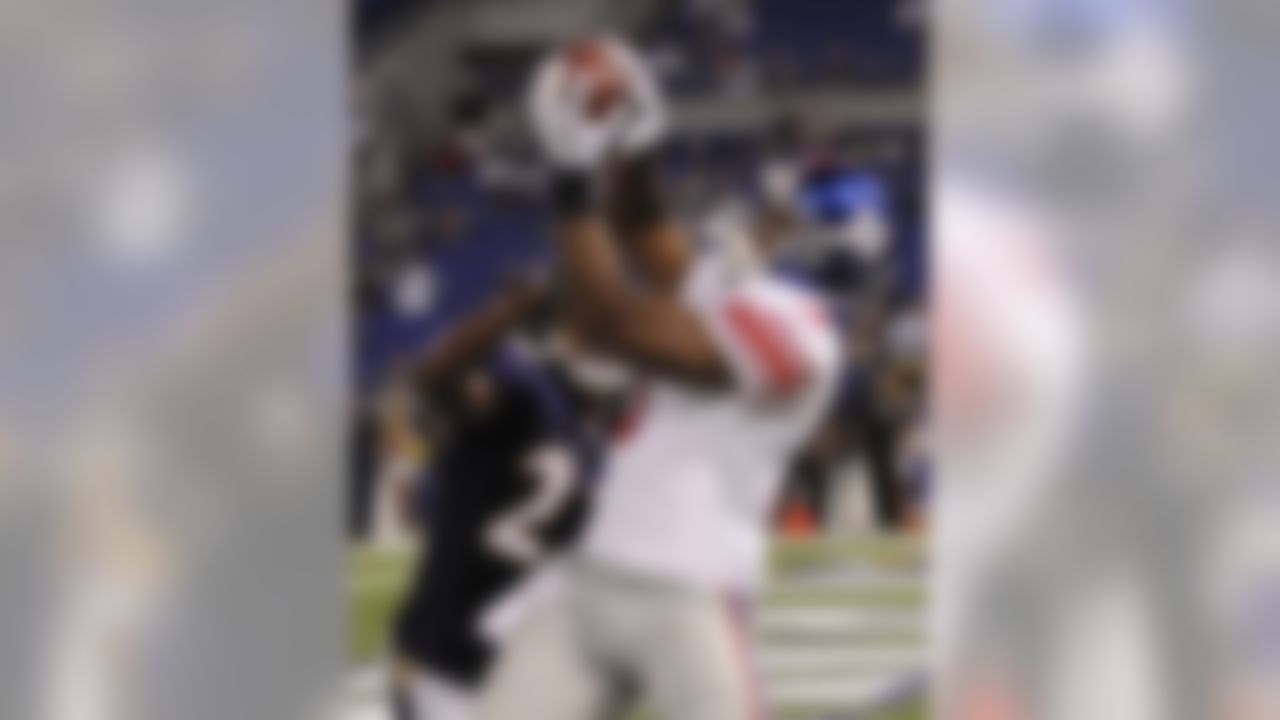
[357,0,923,93]
[630,0,922,96]
[351,0,929,545]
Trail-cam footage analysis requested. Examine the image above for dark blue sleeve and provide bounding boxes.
[486,346,573,441]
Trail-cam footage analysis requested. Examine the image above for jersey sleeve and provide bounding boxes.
[482,347,570,439]
[694,281,838,401]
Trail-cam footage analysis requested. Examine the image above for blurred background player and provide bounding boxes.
[390,273,627,720]
[477,38,841,720]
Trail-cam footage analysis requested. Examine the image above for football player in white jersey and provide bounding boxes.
[478,38,842,720]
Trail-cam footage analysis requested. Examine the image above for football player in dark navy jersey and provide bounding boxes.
[391,274,621,720]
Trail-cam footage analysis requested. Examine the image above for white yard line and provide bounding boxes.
[756,645,924,676]
[756,606,922,637]
[775,568,925,593]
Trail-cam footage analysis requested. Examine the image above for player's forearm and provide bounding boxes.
[554,213,637,350]
[545,170,635,343]
[416,281,544,394]
[607,151,665,238]
[606,151,691,294]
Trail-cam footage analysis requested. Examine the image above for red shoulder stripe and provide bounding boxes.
[723,298,807,395]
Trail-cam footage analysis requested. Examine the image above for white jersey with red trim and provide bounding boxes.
[581,255,842,591]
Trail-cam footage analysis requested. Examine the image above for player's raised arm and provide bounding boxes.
[606,150,692,295]
[413,273,547,408]
[553,207,732,388]
[598,42,693,294]
[527,38,731,389]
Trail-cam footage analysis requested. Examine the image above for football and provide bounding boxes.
[560,39,629,120]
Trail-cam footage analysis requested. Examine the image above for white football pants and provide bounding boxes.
[478,560,765,720]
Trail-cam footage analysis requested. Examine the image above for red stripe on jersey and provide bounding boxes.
[723,299,807,395]
[721,594,768,720]
[610,386,650,443]
[800,299,831,328]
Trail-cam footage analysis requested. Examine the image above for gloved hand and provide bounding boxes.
[526,37,668,171]
[604,38,667,156]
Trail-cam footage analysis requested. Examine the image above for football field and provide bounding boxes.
[346,535,927,719]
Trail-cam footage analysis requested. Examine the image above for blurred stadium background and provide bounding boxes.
[5,0,1271,718]
[349,0,927,718]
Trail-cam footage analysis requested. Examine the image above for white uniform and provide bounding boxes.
[583,257,841,590]
[480,257,841,720]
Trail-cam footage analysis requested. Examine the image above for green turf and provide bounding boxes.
[348,534,927,719]
[621,697,925,720]
[347,544,417,662]
[868,696,927,720]
[769,534,926,572]
[764,584,926,608]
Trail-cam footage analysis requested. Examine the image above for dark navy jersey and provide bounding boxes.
[396,345,592,687]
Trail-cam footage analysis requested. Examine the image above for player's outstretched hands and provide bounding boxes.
[606,38,667,156]
[527,36,667,171]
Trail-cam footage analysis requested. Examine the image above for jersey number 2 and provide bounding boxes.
[485,444,575,566]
